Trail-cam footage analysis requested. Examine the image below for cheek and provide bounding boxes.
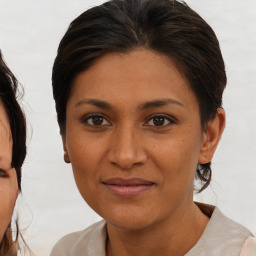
[68,141,100,207]
[66,130,107,189]
[66,135,111,216]
[68,142,99,177]
[148,129,202,187]
[149,131,201,170]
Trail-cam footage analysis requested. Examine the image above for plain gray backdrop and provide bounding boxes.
[0,0,256,255]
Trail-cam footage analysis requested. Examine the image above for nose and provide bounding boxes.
[107,125,147,169]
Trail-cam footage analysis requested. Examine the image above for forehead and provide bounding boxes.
[0,99,12,169]
[0,100,10,131]
[0,100,11,144]
[69,49,198,110]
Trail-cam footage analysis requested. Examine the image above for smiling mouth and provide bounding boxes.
[102,178,155,197]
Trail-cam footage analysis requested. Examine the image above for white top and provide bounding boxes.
[50,204,253,256]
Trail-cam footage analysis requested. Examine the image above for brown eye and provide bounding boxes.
[152,116,165,126]
[83,114,111,126]
[91,115,104,125]
[145,114,175,127]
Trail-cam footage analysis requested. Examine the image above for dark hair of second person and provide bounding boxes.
[0,51,26,256]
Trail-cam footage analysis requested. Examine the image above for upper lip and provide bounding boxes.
[101,177,155,186]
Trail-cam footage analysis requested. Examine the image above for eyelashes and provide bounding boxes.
[81,113,176,128]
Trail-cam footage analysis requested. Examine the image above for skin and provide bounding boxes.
[63,49,225,256]
[0,100,18,242]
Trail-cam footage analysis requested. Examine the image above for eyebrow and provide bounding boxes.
[75,99,112,109]
[75,98,184,110]
[139,98,185,110]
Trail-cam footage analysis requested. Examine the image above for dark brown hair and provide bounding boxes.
[0,51,27,255]
[52,0,226,192]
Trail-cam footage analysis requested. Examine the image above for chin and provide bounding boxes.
[101,206,160,231]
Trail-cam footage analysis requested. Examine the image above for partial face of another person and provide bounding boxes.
[0,100,18,242]
[63,49,223,230]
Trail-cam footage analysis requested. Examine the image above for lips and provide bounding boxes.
[102,178,155,197]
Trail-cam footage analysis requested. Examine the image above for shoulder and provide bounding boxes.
[187,204,254,256]
[50,219,107,256]
[240,236,256,256]
[211,207,253,240]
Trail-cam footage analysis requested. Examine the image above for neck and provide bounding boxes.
[106,201,209,256]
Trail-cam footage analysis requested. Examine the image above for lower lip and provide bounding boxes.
[104,184,154,197]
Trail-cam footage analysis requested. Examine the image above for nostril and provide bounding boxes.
[108,153,146,170]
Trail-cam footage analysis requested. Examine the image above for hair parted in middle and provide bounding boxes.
[52,0,227,192]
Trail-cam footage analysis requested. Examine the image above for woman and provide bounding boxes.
[50,0,255,255]
[0,52,26,255]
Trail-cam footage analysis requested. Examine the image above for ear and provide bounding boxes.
[61,132,71,164]
[198,108,225,164]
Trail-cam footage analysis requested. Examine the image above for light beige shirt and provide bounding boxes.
[50,204,253,256]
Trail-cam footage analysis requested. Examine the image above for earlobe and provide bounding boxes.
[64,150,71,163]
[198,108,225,164]
[61,133,71,164]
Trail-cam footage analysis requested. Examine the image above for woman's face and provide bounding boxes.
[63,49,216,230]
[0,100,18,242]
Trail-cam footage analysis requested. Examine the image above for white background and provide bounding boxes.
[0,0,256,255]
